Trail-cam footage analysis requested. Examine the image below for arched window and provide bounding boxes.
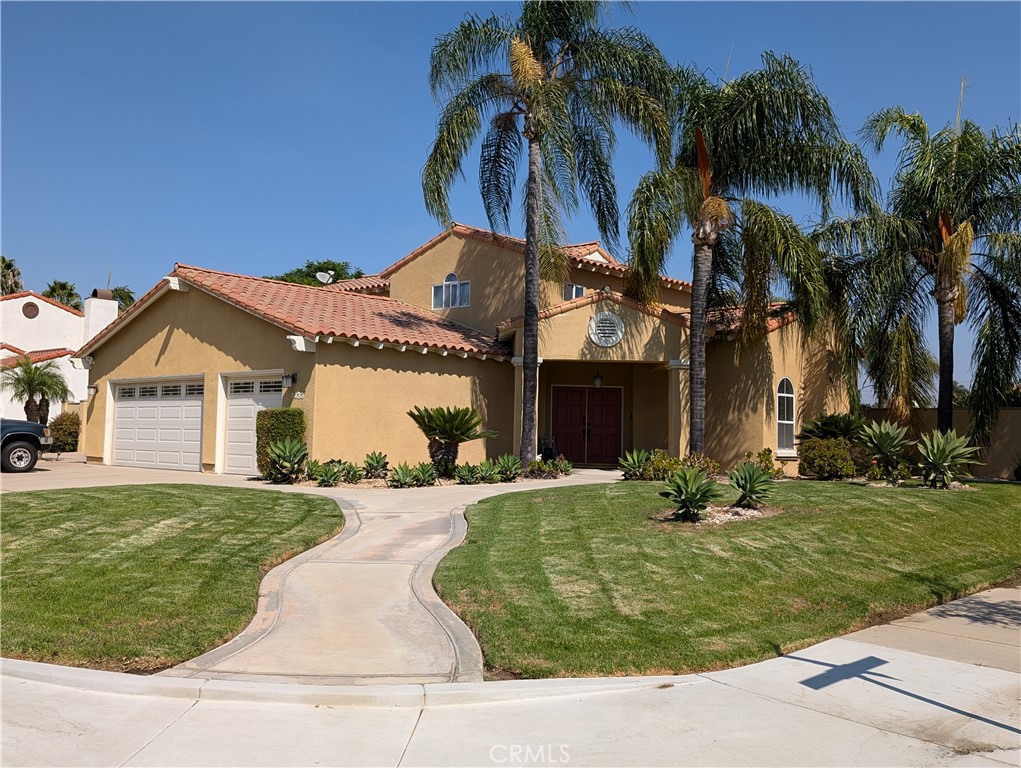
[432,272,470,309]
[777,378,795,453]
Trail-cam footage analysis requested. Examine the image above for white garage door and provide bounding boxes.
[224,379,284,475]
[114,381,204,470]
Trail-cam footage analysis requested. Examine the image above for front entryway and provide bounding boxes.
[551,385,622,465]
[224,378,283,475]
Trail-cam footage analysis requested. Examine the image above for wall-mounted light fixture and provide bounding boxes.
[282,372,299,388]
[592,368,603,388]
[86,384,98,397]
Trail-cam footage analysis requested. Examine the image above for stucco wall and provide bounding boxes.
[311,343,514,465]
[864,407,1021,479]
[82,287,313,469]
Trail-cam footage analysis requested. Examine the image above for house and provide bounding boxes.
[74,223,846,474]
[1,290,119,419]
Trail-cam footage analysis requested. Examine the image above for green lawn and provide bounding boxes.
[433,480,1021,679]
[1,485,343,672]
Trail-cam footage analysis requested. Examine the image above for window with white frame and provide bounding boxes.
[563,283,585,301]
[432,273,470,309]
[777,378,795,453]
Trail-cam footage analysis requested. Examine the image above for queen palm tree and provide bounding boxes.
[839,108,1021,441]
[42,280,83,311]
[1,358,72,424]
[423,0,672,462]
[625,53,874,454]
[1,256,24,295]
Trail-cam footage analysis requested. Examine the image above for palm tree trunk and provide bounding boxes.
[688,229,715,455]
[39,396,51,426]
[23,397,40,424]
[520,127,541,464]
[934,284,956,433]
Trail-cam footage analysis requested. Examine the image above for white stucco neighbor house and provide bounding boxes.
[0,290,119,419]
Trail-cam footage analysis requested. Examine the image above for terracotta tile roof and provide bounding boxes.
[0,343,28,356]
[0,347,76,368]
[79,264,511,358]
[0,291,85,317]
[672,303,797,335]
[326,275,391,293]
[496,289,688,336]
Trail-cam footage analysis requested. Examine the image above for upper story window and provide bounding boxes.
[563,283,585,301]
[777,377,795,453]
[432,272,470,309]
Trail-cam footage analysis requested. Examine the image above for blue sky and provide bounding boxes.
[3,1,1019,386]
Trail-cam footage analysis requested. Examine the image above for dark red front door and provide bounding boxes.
[551,386,622,465]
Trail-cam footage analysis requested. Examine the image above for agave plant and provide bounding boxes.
[859,420,915,483]
[455,463,481,485]
[317,462,343,488]
[918,430,982,489]
[412,462,438,487]
[363,451,389,479]
[407,406,497,478]
[619,449,651,480]
[496,454,522,482]
[338,461,364,484]
[478,458,501,484]
[265,437,308,484]
[659,467,723,523]
[306,458,324,483]
[727,462,774,508]
[388,462,416,489]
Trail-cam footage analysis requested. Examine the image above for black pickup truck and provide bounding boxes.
[1,418,55,472]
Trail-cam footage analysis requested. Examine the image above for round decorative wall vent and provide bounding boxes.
[588,311,624,347]
[22,302,39,319]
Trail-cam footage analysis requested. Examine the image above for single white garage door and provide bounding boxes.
[224,378,284,475]
[114,381,204,470]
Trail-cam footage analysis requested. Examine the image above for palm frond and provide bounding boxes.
[479,111,524,232]
[429,13,514,100]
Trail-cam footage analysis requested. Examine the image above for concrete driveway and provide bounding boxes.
[2,457,1019,766]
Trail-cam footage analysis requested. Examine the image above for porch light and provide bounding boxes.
[592,369,603,388]
[282,372,299,388]
[86,384,98,397]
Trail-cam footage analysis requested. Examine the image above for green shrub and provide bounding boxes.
[496,454,522,482]
[256,408,306,477]
[743,448,784,479]
[797,412,865,441]
[363,451,389,479]
[523,459,559,479]
[388,462,416,488]
[265,438,308,484]
[728,462,774,508]
[478,459,502,484]
[48,411,80,452]
[317,463,343,487]
[680,452,721,477]
[659,467,723,523]
[306,459,324,483]
[551,455,573,475]
[639,449,683,481]
[918,430,982,489]
[338,461,364,484]
[412,462,438,487]
[859,420,915,483]
[619,449,651,480]
[798,437,855,480]
[455,463,481,485]
[407,405,497,478]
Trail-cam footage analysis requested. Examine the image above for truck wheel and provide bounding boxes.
[2,441,38,472]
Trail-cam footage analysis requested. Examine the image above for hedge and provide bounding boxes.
[48,411,80,452]
[256,408,306,477]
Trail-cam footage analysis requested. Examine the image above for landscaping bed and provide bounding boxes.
[1,485,344,672]
[433,480,1021,679]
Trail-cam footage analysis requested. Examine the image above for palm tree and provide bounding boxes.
[42,280,83,311]
[111,285,136,313]
[1,358,72,424]
[1,256,24,295]
[408,405,497,477]
[423,0,672,462]
[625,53,874,454]
[843,108,1021,441]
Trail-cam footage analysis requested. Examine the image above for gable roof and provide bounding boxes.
[0,347,76,368]
[77,264,511,359]
[336,223,691,296]
[0,291,85,317]
[0,343,28,356]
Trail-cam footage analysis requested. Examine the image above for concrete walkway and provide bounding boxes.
[2,458,1019,766]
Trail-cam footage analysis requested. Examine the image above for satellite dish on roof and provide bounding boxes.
[315,270,336,285]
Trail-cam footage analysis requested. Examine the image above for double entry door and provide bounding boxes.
[550,386,622,466]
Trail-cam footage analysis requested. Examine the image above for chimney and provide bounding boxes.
[82,289,119,343]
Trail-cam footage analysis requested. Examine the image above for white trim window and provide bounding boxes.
[432,272,470,309]
[563,283,585,301]
[777,377,795,453]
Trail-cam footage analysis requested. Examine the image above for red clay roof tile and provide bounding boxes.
[0,291,85,317]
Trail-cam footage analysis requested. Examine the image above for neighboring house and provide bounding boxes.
[74,223,845,474]
[1,290,119,419]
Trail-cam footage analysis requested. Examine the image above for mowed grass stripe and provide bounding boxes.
[434,481,1021,678]
[1,485,344,672]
